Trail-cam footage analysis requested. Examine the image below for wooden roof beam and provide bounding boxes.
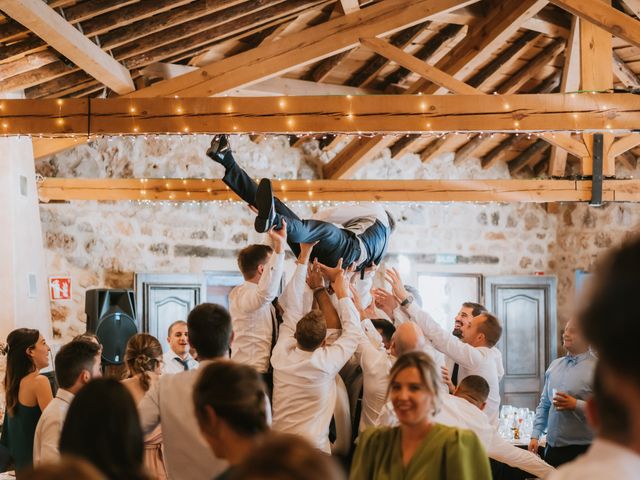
[0,0,134,94]
[40,177,640,203]
[550,0,640,48]
[613,51,640,88]
[549,16,580,176]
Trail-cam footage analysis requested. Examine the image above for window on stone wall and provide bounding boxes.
[416,273,483,332]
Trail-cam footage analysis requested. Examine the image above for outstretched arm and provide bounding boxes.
[385,268,486,368]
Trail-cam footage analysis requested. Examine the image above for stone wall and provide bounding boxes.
[36,134,640,345]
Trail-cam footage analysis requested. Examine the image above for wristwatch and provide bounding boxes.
[400,295,414,307]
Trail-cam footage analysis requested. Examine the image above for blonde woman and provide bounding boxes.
[350,351,491,480]
[122,333,167,480]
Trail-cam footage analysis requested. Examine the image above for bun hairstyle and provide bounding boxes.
[193,360,268,437]
[2,328,40,416]
[124,333,163,392]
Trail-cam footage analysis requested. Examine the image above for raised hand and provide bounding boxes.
[267,218,287,254]
[316,258,344,283]
[373,288,399,317]
[331,263,350,300]
[306,258,325,289]
[384,267,410,303]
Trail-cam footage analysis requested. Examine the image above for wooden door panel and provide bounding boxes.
[486,276,557,409]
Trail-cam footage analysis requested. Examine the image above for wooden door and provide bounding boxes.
[135,274,205,355]
[485,276,557,410]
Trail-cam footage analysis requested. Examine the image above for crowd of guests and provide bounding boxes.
[1,224,639,479]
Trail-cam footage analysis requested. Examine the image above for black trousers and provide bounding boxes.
[544,444,590,468]
[221,152,362,268]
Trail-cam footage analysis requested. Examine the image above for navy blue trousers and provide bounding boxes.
[220,152,361,268]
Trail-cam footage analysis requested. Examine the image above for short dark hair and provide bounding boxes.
[457,375,490,404]
[167,320,187,337]
[477,313,502,347]
[194,360,268,437]
[59,378,146,480]
[462,302,488,317]
[237,244,273,279]
[294,310,326,351]
[580,236,640,388]
[55,340,101,389]
[187,303,232,360]
[370,319,396,344]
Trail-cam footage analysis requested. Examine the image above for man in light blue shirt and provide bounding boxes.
[529,319,596,467]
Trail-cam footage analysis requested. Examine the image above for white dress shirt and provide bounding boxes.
[404,302,504,424]
[138,362,227,480]
[438,395,555,478]
[33,388,74,466]
[357,319,393,432]
[229,251,284,373]
[547,438,640,480]
[271,262,362,453]
[162,351,199,374]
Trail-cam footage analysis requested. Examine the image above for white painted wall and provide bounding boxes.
[0,130,52,341]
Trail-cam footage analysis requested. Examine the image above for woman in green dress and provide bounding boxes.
[1,328,53,473]
[350,351,492,480]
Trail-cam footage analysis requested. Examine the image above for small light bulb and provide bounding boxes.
[177,107,183,114]
[56,118,64,125]
[57,99,63,106]
[278,99,286,109]
[130,106,136,113]
[133,126,139,132]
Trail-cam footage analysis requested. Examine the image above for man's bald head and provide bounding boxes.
[390,322,426,357]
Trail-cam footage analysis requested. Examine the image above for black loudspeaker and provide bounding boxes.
[85,289,138,365]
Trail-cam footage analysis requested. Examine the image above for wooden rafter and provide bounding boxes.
[0,0,135,94]
[126,0,481,98]
[346,22,429,87]
[609,134,640,158]
[549,16,580,177]
[508,138,551,174]
[37,177,640,203]
[466,30,541,90]
[550,0,640,48]
[24,0,322,98]
[340,0,549,171]
[612,51,640,89]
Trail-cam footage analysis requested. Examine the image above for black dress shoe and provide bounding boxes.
[206,135,232,166]
[254,178,275,233]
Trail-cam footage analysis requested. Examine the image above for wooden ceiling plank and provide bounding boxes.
[322,136,397,179]
[453,133,484,164]
[346,21,429,87]
[613,51,640,88]
[508,138,550,174]
[80,0,200,38]
[496,37,566,94]
[339,0,360,14]
[26,0,319,98]
[0,50,59,82]
[108,0,284,58]
[550,0,640,48]
[135,0,481,98]
[466,30,541,90]
[380,23,465,91]
[360,36,482,94]
[0,0,134,94]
